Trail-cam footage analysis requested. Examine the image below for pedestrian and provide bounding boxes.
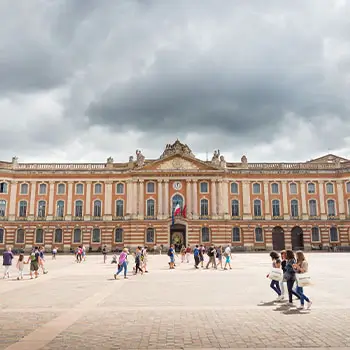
[216,246,223,269]
[193,245,200,269]
[27,247,40,279]
[206,246,217,269]
[2,246,14,279]
[280,250,287,300]
[16,253,26,280]
[284,250,301,307]
[141,246,149,273]
[134,247,143,275]
[180,245,186,263]
[52,246,57,260]
[199,245,205,268]
[267,251,282,300]
[224,245,232,270]
[168,244,175,269]
[39,247,48,274]
[294,251,312,310]
[114,248,129,279]
[102,245,108,263]
[185,245,191,263]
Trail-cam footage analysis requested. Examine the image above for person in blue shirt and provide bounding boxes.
[193,245,200,269]
[168,244,175,269]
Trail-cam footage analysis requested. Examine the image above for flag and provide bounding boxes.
[174,203,181,216]
[182,205,187,218]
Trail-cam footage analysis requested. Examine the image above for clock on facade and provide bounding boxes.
[173,181,182,190]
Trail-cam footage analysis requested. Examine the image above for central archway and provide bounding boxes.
[291,226,304,250]
[272,226,285,251]
[170,223,186,252]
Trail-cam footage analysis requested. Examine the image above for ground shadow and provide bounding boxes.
[257,301,277,307]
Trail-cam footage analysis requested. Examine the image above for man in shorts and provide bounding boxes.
[27,247,40,279]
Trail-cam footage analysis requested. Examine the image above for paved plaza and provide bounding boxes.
[1,252,350,349]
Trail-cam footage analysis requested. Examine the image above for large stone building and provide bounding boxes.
[0,140,350,252]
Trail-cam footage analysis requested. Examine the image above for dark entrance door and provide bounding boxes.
[170,224,186,253]
[291,226,304,250]
[272,226,285,251]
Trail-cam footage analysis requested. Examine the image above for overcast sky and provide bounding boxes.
[1,0,349,164]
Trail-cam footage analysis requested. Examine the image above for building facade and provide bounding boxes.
[0,140,350,252]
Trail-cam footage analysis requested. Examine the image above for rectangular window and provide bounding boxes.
[146,228,155,243]
[200,182,208,193]
[232,227,240,242]
[115,228,123,243]
[0,228,4,243]
[35,229,44,244]
[201,227,210,242]
[255,228,264,242]
[54,229,63,243]
[39,184,47,194]
[73,229,82,243]
[92,228,101,243]
[16,229,25,244]
[311,227,320,242]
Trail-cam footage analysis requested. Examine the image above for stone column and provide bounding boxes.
[186,180,192,219]
[66,182,73,217]
[8,181,18,220]
[192,180,198,219]
[300,180,307,219]
[337,180,345,218]
[222,180,230,218]
[139,180,144,219]
[242,181,252,219]
[132,180,138,218]
[157,180,163,218]
[164,180,169,218]
[47,181,55,218]
[104,181,113,220]
[29,181,36,219]
[318,180,326,219]
[126,180,133,216]
[282,181,289,219]
[211,179,217,218]
[217,180,223,216]
[263,181,270,216]
[85,182,92,216]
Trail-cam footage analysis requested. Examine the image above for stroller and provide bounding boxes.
[111,254,118,264]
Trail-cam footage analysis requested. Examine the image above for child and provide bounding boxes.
[52,247,57,260]
[268,251,282,301]
[134,248,143,275]
[16,254,26,280]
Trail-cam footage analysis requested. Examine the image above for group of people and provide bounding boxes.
[268,249,312,310]
[2,246,48,280]
[113,246,149,279]
[169,244,233,270]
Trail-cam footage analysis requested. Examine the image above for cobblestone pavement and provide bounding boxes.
[1,252,350,349]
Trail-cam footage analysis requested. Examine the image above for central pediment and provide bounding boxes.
[157,157,200,170]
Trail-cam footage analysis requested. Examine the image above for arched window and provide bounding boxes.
[54,228,63,243]
[92,228,101,243]
[57,183,65,194]
[20,183,28,195]
[146,199,155,217]
[73,228,82,243]
[309,199,317,216]
[327,199,336,216]
[347,182,350,194]
[172,194,183,212]
[16,228,25,244]
[93,200,102,217]
[146,182,155,193]
[116,183,124,194]
[35,228,44,244]
[116,200,124,217]
[94,183,102,194]
[231,182,238,194]
[311,227,320,242]
[290,199,299,217]
[0,200,6,217]
[39,183,47,194]
[253,199,262,217]
[272,200,280,217]
[289,183,297,194]
[0,182,8,193]
[201,227,210,242]
[330,227,338,242]
[115,228,123,243]
[326,182,334,194]
[232,227,240,242]
[0,228,4,243]
[75,200,83,217]
[76,183,84,194]
[252,183,261,194]
[200,182,208,193]
[200,199,209,216]
[231,199,239,217]
[19,200,27,217]
[271,183,279,194]
[37,200,46,217]
[307,183,316,194]
[56,200,65,218]
[255,227,264,242]
[146,228,155,243]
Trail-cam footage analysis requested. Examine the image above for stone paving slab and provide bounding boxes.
[1,253,350,349]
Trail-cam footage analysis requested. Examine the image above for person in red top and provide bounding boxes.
[185,246,191,263]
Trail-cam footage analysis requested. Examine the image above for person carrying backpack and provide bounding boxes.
[206,246,217,269]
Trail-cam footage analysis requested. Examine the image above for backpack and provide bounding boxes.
[167,249,172,257]
[207,249,213,257]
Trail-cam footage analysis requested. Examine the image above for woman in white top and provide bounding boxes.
[293,251,312,310]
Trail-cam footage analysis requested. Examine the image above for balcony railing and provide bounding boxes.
[53,216,64,221]
[309,215,321,220]
[92,216,102,221]
[35,216,46,221]
[72,216,84,221]
[253,216,265,220]
[272,215,284,220]
[144,215,157,220]
[199,215,211,220]
[16,216,27,221]
[327,215,339,220]
[112,216,125,221]
[231,215,242,220]
[0,216,8,221]
[290,216,301,220]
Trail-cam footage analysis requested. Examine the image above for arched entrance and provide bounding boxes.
[272,226,285,251]
[291,226,304,250]
[170,223,186,252]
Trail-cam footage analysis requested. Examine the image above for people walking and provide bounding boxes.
[268,251,282,301]
[16,254,26,280]
[216,246,223,269]
[224,245,232,270]
[294,251,312,310]
[114,248,129,279]
[193,245,200,269]
[134,247,144,275]
[284,250,301,306]
[206,246,217,269]
[185,246,191,263]
[2,246,14,279]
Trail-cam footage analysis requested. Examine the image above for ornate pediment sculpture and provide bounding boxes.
[157,157,199,170]
[135,149,145,167]
[160,140,194,159]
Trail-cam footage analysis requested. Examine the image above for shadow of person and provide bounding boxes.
[257,301,277,307]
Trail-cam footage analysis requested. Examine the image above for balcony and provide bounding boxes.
[290,216,300,220]
[112,216,125,221]
[72,216,84,221]
[144,216,157,220]
[0,216,8,221]
[53,216,65,221]
[16,216,27,221]
[309,215,321,220]
[92,216,103,221]
[199,215,211,220]
[327,215,339,220]
[272,216,284,220]
[35,216,46,221]
[253,216,265,220]
[231,216,242,220]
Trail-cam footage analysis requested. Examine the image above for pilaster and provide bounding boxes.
[300,180,308,219]
[104,180,113,220]
[210,179,217,219]
[192,180,198,219]
[28,181,36,219]
[186,179,192,219]
[47,181,55,220]
[139,180,145,219]
[8,181,18,220]
[66,181,73,219]
[242,181,252,219]
[336,180,345,218]
[157,180,163,219]
[282,180,290,219]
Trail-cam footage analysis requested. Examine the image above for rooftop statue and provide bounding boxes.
[160,140,194,158]
[135,149,145,167]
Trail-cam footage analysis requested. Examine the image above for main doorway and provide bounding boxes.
[170,224,186,253]
[272,226,285,251]
[291,226,304,250]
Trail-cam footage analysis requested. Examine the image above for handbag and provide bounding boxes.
[296,273,311,287]
[268,268,283,281]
